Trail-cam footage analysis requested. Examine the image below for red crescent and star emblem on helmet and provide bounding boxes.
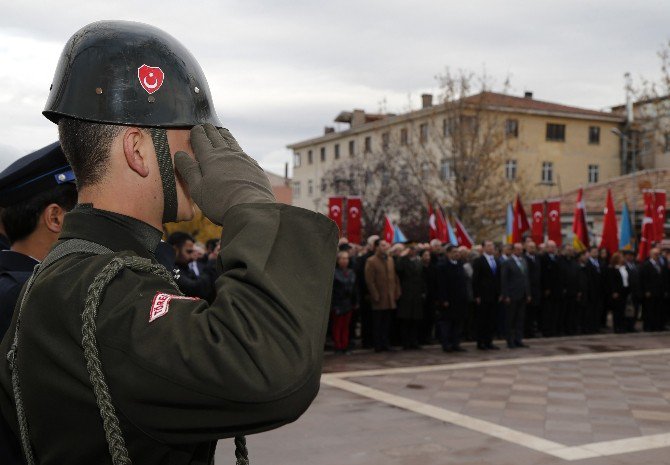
[138,64,165,94]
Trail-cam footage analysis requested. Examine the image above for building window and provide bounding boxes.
[307,150,313,164]
[292,181,301,199]
[364,136,371,153]
[505,119,519,138]
[348,140,355,157]
[505,160,517,180]
[440,159,454,181]
[382,132,390,149]
[541,162,554,183]
[307,180,314,196]
[588,164,599,184]
[664,133,670,153]
[334,144,340,159]
[442,119,450,138]
[400,128,408,145]
[589,126,600,145]
[546,123,566,142]
[293,152,301,168]
[420,123,429,144]
[320,147,326,162]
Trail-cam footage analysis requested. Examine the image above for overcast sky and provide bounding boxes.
[0,0,668,175]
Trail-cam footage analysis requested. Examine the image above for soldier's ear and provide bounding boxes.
[122,127,151,178]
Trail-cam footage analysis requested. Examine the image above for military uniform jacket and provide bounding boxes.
[0,203,337,464]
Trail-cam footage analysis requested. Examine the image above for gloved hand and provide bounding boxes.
[174,124,275,225]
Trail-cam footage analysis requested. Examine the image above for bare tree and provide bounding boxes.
[321,68,530,242]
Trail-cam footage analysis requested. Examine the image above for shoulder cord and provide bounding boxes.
[8,241,249,465]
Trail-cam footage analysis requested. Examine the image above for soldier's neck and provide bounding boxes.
[78,186,163,231]
[11,231,55,261]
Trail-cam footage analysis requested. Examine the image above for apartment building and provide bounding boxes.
[287,91,624,213]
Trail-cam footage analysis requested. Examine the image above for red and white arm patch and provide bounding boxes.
[149,292,199,323]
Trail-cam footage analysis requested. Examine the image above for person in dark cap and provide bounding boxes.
[0,142,77,339]
[0,142,76,465]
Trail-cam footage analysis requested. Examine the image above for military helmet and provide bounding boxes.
[43,20,221,128]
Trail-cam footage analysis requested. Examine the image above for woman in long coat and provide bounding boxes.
[331,251,358,353]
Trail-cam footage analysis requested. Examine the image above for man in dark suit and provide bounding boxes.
[584,246,604,333]
[436,245,468,352]
[540,240,564,337]
[640,247,667,331]
[168,231,217,302]
[524,241,542,338]
[472,240,501,350]
[501,243,531,348]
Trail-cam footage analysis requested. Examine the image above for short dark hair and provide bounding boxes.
[1,184,77,243]
[58,118,123,189]
[167,231,195,249]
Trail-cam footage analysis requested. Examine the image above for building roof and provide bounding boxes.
[287,91,624,150]
[555,169,670,215]
[265,170,289,187]
[469,92,619,119]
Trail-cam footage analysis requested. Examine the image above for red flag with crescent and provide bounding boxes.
[599,189,619,255]
[546,199,562,246]
[346,197,362,245]
[638,200,655,261]
[530,201,545,245]
[328,196,344,236]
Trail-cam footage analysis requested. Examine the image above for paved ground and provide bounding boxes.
[215,332,670,464]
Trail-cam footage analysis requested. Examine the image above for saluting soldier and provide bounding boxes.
[0,20,337,465]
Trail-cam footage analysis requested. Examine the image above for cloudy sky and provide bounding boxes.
[0,0,668,175]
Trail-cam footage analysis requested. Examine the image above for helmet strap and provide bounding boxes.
[149,128,178,223]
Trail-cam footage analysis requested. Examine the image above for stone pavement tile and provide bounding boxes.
[545,419,593,433]
[511,383,548,393]
[503,408,545,421]
[508,394,548,405]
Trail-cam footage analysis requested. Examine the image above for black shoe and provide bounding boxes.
[442,347,454,353]
[487,344,501,350]
[374,348,385,353]
[452,346,466,352]
[477,344,489,351]
[507,343,517,349]
[384,346,397,353]
[516,343,530,348]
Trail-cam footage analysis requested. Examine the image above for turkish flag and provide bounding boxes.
[572,188,589,252]
[638,200,655,261]
[346,197,362,245]
[512,195,530,243]
[383,215,394,243]
[454,217,474,248]
[435,206,448,242]
[530,201,545,245]
[328,196,344,235]
[654,190,666,242]
[546,199,562,246]
[599,189,619,255]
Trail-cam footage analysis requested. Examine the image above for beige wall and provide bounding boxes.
[290,109,622,212]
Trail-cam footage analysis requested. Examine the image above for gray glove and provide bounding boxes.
[174,124,275,225]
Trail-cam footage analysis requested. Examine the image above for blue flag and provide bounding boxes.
[393,224,407,243]
[619,202,633,251]
[445,218,459,246]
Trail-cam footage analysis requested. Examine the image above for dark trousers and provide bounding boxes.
[399,318,420,348]
[505,299,525,346]
[360,299,374,348]
[419,302,436,344]
[583,299,602,334]
[643,297,664,331]
[475,302,497,346]
[611,297,627,333]
[563,296,578,335]
[524,303,541,338]
[542,299,563,336]
[437,310,464,350]
[373,309,393,350]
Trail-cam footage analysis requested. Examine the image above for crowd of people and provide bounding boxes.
[328,235,670,355]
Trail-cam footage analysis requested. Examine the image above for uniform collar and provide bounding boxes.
[59,204,163,260]
[0,250,38,272]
